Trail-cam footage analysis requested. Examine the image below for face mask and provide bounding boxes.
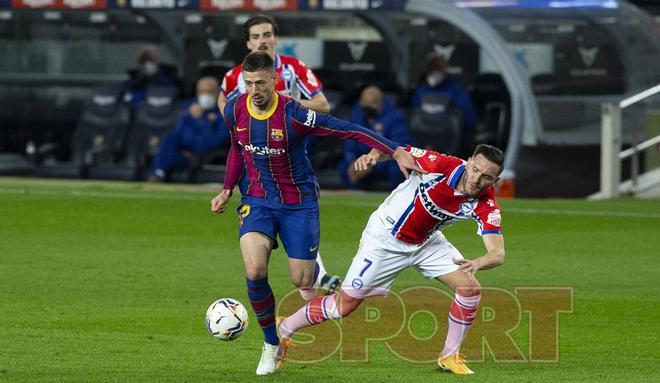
[362,106,379,121]
[198,93,216,110]
[426,72,445,87]
[142,61,158,76]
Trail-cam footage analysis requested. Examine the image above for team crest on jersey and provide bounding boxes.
[351,278,364,290]
[487,209,501,227]
[271,128,284,141]
[281,68,294,81]
[459,202,474,215]
[410,147,427,157]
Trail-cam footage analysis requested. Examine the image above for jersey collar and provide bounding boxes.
[448,164,465,189]
[247,93,279,120]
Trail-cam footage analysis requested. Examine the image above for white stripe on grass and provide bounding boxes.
[1,187,658,219]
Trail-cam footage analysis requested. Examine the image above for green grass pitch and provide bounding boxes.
[1,177,658,382]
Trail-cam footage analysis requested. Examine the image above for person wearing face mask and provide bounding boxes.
[122,47,177,111]
[148,77,229,182]
[411,53,477,158]
[338,85,415,191]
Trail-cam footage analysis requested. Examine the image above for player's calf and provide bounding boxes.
[279,291,362,340]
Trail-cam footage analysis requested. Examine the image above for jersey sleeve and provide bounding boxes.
[292,59,323,99]
[289,100,397,156]
[404,146,461,174]
[222,98,244,190]
[471,191,502,236]
[221,67,240,99]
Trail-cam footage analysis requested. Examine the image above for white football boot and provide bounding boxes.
[255,342,279,375]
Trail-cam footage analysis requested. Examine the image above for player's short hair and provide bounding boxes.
[244,14,279,41]
[242,51,274,73]
[472,144,504,173]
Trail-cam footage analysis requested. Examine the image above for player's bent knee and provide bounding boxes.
[245,267,268,281]
[457,280,481,297]
[290,275,314,290]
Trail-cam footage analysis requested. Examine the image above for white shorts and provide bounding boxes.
[341,212,463,299]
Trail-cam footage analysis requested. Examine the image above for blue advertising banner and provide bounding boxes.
[299,0,405,11]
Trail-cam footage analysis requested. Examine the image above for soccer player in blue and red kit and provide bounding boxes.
[219,14,339,293]
[210,51,424,375]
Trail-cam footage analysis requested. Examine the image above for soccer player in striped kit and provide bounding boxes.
[210,51,423,375]
[278,144,506,375]
[219,14,340,294]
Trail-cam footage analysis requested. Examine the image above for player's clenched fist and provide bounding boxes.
[211,189,232,214]
[354,151,380,172]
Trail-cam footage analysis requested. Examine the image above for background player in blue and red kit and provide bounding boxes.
[210,51,424,375]
[278,144,506,375]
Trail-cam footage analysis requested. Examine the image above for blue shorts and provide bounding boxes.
[237,203,320,260]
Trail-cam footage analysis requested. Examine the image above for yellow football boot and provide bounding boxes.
[438,353,474,375]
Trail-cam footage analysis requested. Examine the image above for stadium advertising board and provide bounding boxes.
[125,0,175,8]
[11,0,107,8]
[0,0,406,8]
[199,0,297,11]
[7,0,296,8]
[298,0,406,10]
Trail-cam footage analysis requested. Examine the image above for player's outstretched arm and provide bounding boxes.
[392,146,427,178]
[211,189,233,214]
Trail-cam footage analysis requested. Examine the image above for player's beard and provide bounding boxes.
[462,176,481,198]
[252,91,272,109]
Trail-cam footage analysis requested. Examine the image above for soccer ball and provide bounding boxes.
[205,298,249,341]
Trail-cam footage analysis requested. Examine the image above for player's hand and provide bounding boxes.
[354,153,378,172]
[211,189,232,214]
[453,258,480,278]
[392,146,427,178]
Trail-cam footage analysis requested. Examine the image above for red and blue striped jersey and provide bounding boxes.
[375,147,502,244]
[223,93,398,207]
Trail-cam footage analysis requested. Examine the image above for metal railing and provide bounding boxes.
[597,84,660,199]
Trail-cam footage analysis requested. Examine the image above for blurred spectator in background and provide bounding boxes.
[148,77,228,182]
[338,85,415,191]
[122,47,178,111]
[411,53,477,157]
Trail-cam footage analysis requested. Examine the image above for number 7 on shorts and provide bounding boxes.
[359,258,373,277]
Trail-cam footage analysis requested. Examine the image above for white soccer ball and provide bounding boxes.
[205,298,249,341]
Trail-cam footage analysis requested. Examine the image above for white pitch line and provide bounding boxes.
[504,207,660,219]
[1,187,658,219]
[0,187,206,202]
